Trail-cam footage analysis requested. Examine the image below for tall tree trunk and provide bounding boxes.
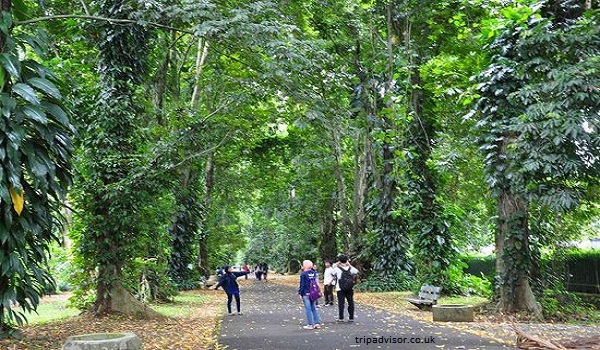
[197,152,214,276]
[347,132,370,263]
[84,0,161,317]
[495,138,542,318]
[168,167,200,286]
[330,126,351,251]
[319,196,338,264]
[496,190,541,317]
[191,38,209,107]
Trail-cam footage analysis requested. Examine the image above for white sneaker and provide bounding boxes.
[302,325,314,330]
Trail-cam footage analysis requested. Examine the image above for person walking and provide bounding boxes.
[298,260,322,330]
[262,263,269,281]
[255,264,263,281]
[332,255,359,322]
[323,260,336,306]
[214,265,250,315]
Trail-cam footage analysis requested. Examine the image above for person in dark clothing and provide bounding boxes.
[262,263,269,281]
[255,264,263,280]
[298,260,322,329]
[214,266,250,315]
[332,255,359,322]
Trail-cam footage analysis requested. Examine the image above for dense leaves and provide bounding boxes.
[0,0,74,334]
[0,0,598,335]
[471,1,600,313]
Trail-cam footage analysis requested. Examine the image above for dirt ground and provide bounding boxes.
[0,289,221,350]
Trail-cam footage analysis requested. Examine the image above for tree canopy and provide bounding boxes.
[0,0,598,332]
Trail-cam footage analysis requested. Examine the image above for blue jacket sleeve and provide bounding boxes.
[215,275,227,290]
[298,272,309,295]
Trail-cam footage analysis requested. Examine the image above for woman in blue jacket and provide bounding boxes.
[214,266,250,315]
[298,260,322,329]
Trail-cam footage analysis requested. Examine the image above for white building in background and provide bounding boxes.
[591,237,600,249]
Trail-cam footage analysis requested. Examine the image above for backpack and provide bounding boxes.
[338,267,355,292]
[308,274,322,301]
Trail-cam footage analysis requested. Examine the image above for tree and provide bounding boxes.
[472,0,599,315]
[74,0,162,316]
[0,0,74,335]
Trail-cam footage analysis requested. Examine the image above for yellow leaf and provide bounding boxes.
[9,186,24,215]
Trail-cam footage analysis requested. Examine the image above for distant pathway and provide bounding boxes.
[217,280,514,350]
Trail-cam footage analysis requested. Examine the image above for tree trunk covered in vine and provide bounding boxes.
[79,0,160,317]
[197,152,214,276]
[319,196,338,264]
[169,167,201,286]
[494,137,542,318]
[347,133,370,271]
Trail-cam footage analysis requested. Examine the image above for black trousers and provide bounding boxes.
[337,289,355,320]
[324,284,335,305]
[226,292,241,313]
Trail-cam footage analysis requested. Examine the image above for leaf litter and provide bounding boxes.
[0,289,221,350]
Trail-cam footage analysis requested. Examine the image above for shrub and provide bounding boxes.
[442,261,493,297]
[355,271,418,292]
[540,287,600,322]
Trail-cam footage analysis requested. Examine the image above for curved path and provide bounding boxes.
[216,280,514,350]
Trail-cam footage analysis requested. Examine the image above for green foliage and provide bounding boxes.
[0,1,74,333]
[441,261,493,298]
[470,2,600,312]
[130,257,175,302]
[46,243,74,293]
[540,287,600,322]
[462,254,496,280]
[355,270,418,293]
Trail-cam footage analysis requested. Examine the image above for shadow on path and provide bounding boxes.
[216,280,514,350]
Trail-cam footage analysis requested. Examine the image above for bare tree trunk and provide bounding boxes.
[191,38,209,107]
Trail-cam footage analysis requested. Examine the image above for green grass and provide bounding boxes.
[437,295,489,306]
[20,291,213,325]
[26,295,80,325]
[149,292,212,318]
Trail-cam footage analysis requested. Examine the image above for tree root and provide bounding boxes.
[513,326,600,350]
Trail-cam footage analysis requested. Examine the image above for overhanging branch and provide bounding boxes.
[15,14,195,35]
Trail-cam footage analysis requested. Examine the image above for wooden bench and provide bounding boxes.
[405,285,441,310]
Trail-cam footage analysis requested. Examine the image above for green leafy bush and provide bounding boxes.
[355,271,418,292]
[540,287,600,322]
[441,261,493,297]
[47,244,75,293]
[462,254,496,280]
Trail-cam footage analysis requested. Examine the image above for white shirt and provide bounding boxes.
[332,264,359,292]
[323,266,335,285]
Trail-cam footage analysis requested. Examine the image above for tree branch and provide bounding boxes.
[15,14,195,35]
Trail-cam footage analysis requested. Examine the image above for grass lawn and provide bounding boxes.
[25,294,80,325]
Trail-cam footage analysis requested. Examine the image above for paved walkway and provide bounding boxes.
[217,280,514,350]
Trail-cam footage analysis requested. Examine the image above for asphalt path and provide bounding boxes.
[216,279,515,350]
